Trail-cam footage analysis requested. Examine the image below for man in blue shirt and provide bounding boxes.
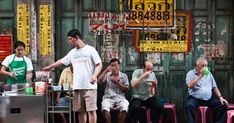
[186,57,228,123]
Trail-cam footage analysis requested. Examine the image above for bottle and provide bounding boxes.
[47,78,53,90]
[203,67,209,76]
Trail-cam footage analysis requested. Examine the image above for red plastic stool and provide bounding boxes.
[228,104,234,110]
[196,106,208,123]
[141,106,152,123]
[227,110,234,123]
[159,103,177,123]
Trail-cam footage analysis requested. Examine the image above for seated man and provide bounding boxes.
[186,57,228,123]
[98,58,129,123]
[129,60,163,123]
[55,65,73,123]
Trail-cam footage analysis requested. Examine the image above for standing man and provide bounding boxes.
[129,60,163,123]
[98,58,129,123]
[1,41,33,84]
[186,57,228,123]
[42,29,102,123]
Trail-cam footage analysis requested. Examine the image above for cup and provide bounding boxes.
[63,83,69,91]
[25,87,33,95]
[203,67,209,76]
[11,84,17,92]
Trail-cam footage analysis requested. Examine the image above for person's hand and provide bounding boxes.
[8,72,15,78]
[143,70,152,79]
[105,66,112,73]
[219,96,228,105]
[109,76,120,84]
[90,75,97,84]
[26,73,32,80]
[199,67,205,76]
[42,66,51,71]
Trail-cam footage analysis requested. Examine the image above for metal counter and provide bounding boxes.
[0,94,45,123]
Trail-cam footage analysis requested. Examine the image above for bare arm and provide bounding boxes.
[1,65,15,78]
[186,75,203,89]
[90,62,103,84]
[42,60,64,71]
[112,79,129,92]
[132,71,152,88]
[94,63,103,77]
[213,87,228,105]
[97,69,108,84]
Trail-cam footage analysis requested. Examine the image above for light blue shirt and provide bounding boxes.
[186,68,217,100]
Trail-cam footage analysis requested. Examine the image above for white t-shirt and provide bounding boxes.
[61,45,102,90]
[1,54,33,71]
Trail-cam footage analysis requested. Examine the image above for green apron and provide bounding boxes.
[7,54,27,84]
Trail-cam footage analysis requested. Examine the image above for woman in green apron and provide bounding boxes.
[1,41,33,84]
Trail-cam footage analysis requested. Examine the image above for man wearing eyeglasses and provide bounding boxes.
[129,60,163,123]
[186,57,228,123]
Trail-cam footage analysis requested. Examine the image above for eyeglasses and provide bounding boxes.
[200,64,207,67]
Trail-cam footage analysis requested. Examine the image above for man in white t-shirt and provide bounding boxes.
[1,41,33,85]
[42,29,102,123]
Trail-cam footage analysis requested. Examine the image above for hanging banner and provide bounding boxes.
[100,34,123,63]
[134,11,192,52]
[17,3,30,54]
[126,0,175,29]
[0,35,13,62]
[88,12,128,32]
[39,4,52,55]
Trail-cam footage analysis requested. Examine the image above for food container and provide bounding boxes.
[35,82,46,94]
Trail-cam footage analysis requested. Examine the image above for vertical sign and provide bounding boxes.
[39,5,52,55]
[0,35,13,62]
[17,3,30,54]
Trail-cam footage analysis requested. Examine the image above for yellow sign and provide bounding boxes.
[40,5,52,55]
[17,4,30,54]
[127,0,175,28]
[137,11,192,52]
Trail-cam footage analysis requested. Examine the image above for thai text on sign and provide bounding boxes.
[135,11,192,52]
[89,12,128,31]
[127,0,175,28]
[40,5,52,55]
[17,4,30,54]
[0,35,12,62]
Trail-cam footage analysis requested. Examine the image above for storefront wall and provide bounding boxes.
[0,0,233,122]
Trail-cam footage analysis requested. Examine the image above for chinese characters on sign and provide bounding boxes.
[17,4,30,54]
[0,35,12,62]
[135,11,192,52]
[40,5,52,55]
[88,12,128,32]
[127,0,175,28]
[101,34,122,62]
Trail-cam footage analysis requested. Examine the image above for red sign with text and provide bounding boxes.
[0,35,12,62]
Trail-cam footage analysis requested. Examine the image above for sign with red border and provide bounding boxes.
[0,35,13,62]
[133,11,192,52]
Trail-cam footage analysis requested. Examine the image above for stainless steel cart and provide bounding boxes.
[0,94,45,123]
[45,84,73,123]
